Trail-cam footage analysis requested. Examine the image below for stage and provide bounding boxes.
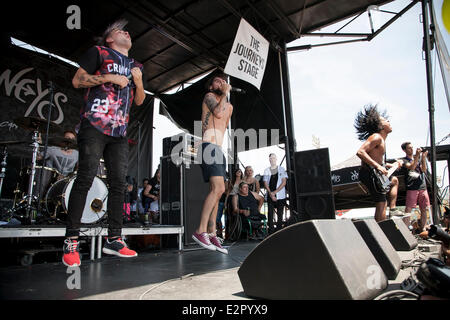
[0,233,443,300]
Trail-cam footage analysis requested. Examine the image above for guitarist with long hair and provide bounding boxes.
[355,105,402,222]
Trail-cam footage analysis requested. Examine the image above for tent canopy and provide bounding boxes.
[5,0,393,94]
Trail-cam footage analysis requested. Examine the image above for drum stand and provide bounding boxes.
[0,146,7,199]
[8,82,55,224]
[7,131,41,224]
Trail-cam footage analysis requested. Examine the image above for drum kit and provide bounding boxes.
[0,116,108,225]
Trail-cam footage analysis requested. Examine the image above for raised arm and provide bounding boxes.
[203,92,228,119]
[404,148,421,171]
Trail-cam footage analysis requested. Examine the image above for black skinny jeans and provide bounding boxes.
[66,119,128,238]
[267,197,286,233]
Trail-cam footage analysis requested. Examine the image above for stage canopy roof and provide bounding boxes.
[5,0,394,94]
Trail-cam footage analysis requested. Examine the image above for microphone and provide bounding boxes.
[230,86,246,94]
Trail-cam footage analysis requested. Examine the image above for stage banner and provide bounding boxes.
[0,45,83,159]
[224,18,269,90]
[433,0,450,111]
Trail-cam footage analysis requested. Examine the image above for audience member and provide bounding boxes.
[232,181,266,239]
[243,166,260,194]
[123,176,137,223]
[263,154,288,234]
[138,178,149,215]
[143,168,160,223]
[228,168,243,197]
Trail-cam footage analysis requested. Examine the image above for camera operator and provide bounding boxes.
[401,142,430,233]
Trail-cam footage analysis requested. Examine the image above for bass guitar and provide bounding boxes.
[371,161,402,193]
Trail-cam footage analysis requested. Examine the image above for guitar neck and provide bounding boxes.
[386,162,399,178]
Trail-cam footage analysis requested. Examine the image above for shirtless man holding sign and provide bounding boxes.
[192,73,233,254]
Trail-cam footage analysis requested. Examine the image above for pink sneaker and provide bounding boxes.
[209,234,228,254]
[192,232,216,251]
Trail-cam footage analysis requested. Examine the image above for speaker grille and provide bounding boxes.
[294,148,333,194]
[294,149,335,220]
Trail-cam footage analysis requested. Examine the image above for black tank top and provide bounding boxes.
[237,192,259,217]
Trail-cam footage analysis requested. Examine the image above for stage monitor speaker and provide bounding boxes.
[378,219,418,251]
[294,148,335,221]
[160,156,209,248]
[353,219,401,280]
[238,219,388,300]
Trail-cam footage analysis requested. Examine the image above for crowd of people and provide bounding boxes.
[119,152,289,242]
[211,153,289,241]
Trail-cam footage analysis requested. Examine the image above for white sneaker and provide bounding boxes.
[389,208,405,217]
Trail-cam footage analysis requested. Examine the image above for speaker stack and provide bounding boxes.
[160,156,209,248]
[294,148,335,221]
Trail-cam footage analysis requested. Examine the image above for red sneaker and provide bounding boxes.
[102,238,138,258]
[62,239,81,267]
[209,234,228,254]
[192,232,216,251]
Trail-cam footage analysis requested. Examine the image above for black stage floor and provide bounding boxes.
[0,240,256,300]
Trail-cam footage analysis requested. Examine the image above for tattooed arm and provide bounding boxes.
[72,67,129,89]
[203,92,228,119]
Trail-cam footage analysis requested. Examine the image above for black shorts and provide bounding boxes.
[197,142,227,183]
[359,166,387,203]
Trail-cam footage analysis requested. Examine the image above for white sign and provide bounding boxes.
[224,18,269,90]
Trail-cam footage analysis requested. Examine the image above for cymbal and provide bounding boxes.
[0,140,29,146]
[14,116,61,133]
[47,137,78,149]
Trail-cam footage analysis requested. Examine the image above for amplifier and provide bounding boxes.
[162,133,202,161]
[160,156,209,248]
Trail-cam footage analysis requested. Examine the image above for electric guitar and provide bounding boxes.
[371,161,402,193]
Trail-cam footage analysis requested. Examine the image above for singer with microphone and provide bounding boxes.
[62,18,145,267]
[192,72,234,254]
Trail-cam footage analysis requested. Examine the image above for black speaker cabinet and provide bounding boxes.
[160,156,209,248]
[353,219,401,280]
[294,148,335,220]
[238,219,388,300]
[378,219,418,251]
[297,194,335,220]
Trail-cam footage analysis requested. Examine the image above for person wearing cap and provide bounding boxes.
[62,18,146,267]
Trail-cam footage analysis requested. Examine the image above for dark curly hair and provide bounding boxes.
[205,71,227,92]
[354,104,388,141]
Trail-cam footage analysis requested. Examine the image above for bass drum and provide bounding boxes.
[20,166,60,200]
[45,176,108,224]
